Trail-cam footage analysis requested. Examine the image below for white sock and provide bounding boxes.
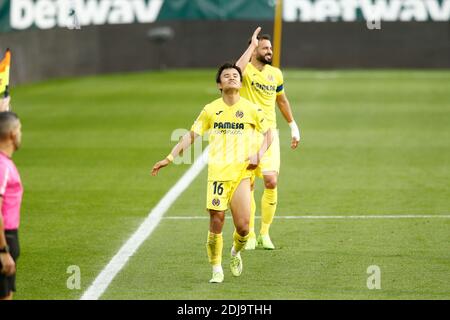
[213,265,223,273]
[231,246,238,257]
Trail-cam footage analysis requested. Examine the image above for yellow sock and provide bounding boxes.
[233,230,250,253]
[206,231,223,266]
[249,189,256,237]
[260,187,277,235]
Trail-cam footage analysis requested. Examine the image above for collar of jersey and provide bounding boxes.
[221,98,241,108]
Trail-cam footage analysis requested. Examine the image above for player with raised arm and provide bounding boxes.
[152,63,273,283]
[236,27,300,250]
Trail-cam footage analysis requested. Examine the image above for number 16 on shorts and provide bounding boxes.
[206,180,233,211]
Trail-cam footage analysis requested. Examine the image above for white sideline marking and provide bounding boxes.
[164,215,450,220]
[80,148,209,300]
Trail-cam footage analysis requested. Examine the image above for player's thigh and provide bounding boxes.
[230,178,251,228]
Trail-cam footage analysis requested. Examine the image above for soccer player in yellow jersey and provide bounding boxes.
[152,63,273,283]
[236,27,300,250]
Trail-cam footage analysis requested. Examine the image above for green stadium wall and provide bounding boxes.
[0,0,449,85]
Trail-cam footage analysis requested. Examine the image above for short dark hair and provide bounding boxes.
[248,33,271,45]
[0,111,20,140]
[215,62,242,84]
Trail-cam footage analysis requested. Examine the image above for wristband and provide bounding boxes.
[289,121,300,141]
[166,154,174,162]
[0,245,9,254]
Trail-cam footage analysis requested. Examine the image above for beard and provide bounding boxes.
[13,138,21,151]
[257,53,272,65]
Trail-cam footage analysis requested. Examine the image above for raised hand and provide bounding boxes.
[251,26,262,48]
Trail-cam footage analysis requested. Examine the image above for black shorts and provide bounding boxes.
[0,229,20,298]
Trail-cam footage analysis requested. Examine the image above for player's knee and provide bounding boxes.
[236,227,249,237]
[209,211,225,230]
[264,177,277,189]
[212,215,224,225]
[235,219,250,236]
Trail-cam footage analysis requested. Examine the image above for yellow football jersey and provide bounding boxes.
[191,97,268,181]
[240,63,284,129]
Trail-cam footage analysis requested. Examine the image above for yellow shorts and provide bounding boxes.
[255,129,280,178]
[206,170,254,211]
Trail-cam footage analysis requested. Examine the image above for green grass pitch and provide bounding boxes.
[10,69,450,299]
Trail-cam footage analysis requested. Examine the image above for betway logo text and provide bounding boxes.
[11,0,164,30]
[284,0,450,21]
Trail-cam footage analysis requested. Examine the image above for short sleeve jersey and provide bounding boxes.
[191,97,267,181]
[240,63,284,129]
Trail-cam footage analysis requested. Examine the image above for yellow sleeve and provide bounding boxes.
[190,107,210,136]
[275,69,284,96]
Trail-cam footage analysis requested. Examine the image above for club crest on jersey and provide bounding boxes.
[235,110,244,119]
[212,198,220,206]
[267,74,274,82]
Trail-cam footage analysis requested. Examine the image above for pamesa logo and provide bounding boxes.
[10,0,164,30]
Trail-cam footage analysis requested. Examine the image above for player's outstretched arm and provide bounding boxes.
[276,93,300,149]
[235,26,261,75]
[247,128,273,170]
[151,131,199,176]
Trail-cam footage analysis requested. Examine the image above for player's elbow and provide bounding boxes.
[189,131,197,143]
[276,95,289,108]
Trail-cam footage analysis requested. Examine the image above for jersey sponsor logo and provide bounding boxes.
[213,122,245,130]
[235,110,244,119]
[212,198,220,207]
[215,110,223,115]
[251,81,277,94]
